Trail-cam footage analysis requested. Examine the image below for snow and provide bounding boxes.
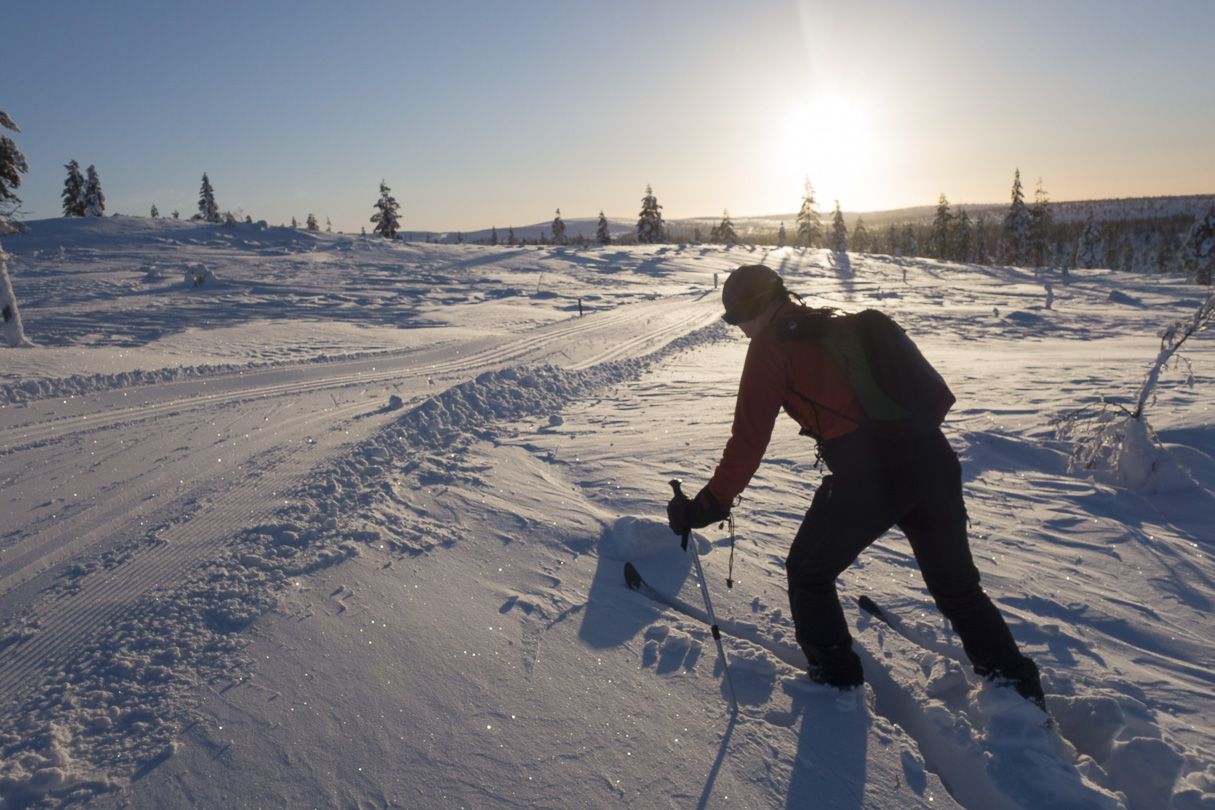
[2,215,1214,809]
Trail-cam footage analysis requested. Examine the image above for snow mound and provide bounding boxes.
[599,516,677,561]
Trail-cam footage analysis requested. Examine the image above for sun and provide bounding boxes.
[770,90,890,212]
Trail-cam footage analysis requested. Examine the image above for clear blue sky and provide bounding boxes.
[8,0,1215,233]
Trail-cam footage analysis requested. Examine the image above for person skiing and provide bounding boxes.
[667,264,1045,709]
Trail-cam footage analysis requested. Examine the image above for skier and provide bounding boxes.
[667,264,1045,709]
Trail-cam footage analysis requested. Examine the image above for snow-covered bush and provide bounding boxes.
[185,263,216,287]
[0,110,32,348]
[1,233,33,347]
[1055,290,1215,493]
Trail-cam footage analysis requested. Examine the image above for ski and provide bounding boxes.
[858,594,1059,730]
[856,594,968,664]
[624,562,806,670]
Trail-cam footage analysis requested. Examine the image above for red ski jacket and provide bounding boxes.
[707,302,864,506]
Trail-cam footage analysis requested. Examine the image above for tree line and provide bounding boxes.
[32,138,1215,286]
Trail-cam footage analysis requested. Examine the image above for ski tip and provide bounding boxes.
[624,562,643,590]
[856,595,882,617]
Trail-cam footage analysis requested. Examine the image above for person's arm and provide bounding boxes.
[706,333,787,505]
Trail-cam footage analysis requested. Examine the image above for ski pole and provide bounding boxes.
[670,479,739,714]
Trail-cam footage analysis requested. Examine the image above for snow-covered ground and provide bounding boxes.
[1,216,1214,809]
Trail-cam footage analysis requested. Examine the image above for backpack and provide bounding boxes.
[775,308,955,439]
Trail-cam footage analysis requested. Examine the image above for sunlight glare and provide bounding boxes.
[772,90,888,211]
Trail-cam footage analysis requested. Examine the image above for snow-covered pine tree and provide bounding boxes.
[884,223,899,256]
[929,193,952,259]
[198,173,219,222]
[636,184,663,244]
[370,180,400,239]
[1075,214,1105,269]
[62,160,87,217]
[795,177,822,248]
[595,211,610,245]
[1,110,32,348]
[851,217,869,253]
[974,214,990,264]
[955,209,973,262]
[829,201,847,252]
[151,204,160,218]
[552,209,566,245]
[490,226,499,246]
[82,165,105,217]
[306,214,319,231]
[1182,208,1215,285]
[777,222,787,248]
[714,209,737,245]
[1030,179,1053,268]
[508,226,517,246]
[0,111,27,219]
[1003,168,1031,265]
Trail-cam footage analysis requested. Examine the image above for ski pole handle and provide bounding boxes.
[669,479,690,551]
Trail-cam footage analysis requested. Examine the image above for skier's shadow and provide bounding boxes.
[782,683,868,810]
[577,533,693,650]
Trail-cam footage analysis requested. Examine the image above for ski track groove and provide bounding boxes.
[0,295,717,725]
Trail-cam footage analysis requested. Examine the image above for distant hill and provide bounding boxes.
[397,194,1215,244]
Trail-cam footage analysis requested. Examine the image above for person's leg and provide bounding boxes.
[898,453,1044,706]
[787,473,899,686]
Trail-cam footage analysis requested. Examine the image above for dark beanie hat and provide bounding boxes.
[721,265,786,325]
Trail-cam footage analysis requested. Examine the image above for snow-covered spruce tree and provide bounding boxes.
[1182,207,1215,285]
[900,223,918,257]
[1030,178,1053,269]
[1075,214,1105,269]
[829,201,847,253]
[82,165,105,217]
[955,209,973,262]
[150,204,159,218]
[712,209,737,245]
[0,111,28,217]
[929,193,952,259]
[595,211,610,245]
[636,184,663,244]
[198,173,219,222]
[973,214,991,264]
[306,213,319,231]
[1,110,32,348]
[851,217,868,253]
[795,177,822,248]
[552,209,566,245]
[370,180,400,239]
[777,222,787,248]
[1002,168,1031,265]
[1054,289,1215,493]
[62,160,86,217]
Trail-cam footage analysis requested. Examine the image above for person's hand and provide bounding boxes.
[667,485,730,536]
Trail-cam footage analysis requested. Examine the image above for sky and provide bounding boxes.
[6,0,1215,233]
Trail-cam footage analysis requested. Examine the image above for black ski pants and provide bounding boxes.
[786,430,1029,679]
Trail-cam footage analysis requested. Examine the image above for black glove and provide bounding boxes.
[667,485,730,536]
